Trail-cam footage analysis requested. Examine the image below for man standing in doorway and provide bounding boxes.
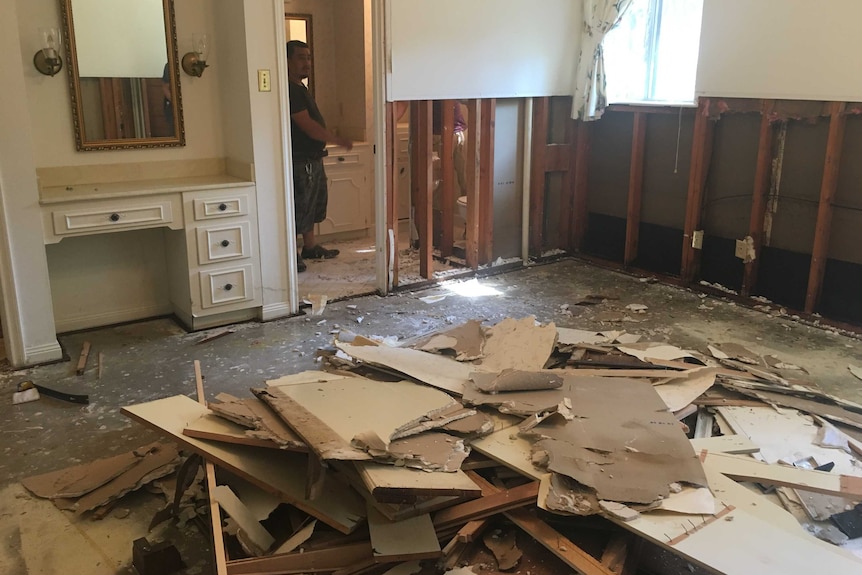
[287,40,352,272]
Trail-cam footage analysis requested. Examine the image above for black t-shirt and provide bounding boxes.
[289,81,326,161]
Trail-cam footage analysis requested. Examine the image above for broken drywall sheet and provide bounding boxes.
[538,472,600,516]
[850,365,862,381]
[473,369,563,393]
[653,368,720,412]
[616,343,695,363]
[335,341,476,396]
[208,394,306,449]
[21,449,143,499]
[708,343,760,365]
[464,373,566,416]
[526,377,708,504]
[214,485,275,556]
[414,319,486,361]
[352,431,469,472]
[475,317,558,372]
[483,528,522,570]
[556,328,608,346]
[391,403,477,440]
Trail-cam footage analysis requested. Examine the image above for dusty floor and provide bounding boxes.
[1,258,861,574]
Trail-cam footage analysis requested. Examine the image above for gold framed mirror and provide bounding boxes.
[285,13,314,98]
[60,0,185,151]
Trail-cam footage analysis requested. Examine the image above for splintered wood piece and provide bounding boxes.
[76,341,92,375]
[121,395,366,534]
[225,542,373,575]
[355,462,481,504]
[196,329,236,345]
[367,505,441,562]
[183,413,287,450]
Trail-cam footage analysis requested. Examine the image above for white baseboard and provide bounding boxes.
[261,302,294,321]
[24,340,63,365]
[54,303,173,334]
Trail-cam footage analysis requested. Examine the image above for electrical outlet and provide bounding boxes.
[735,239,748,259]
[257,69,271,92]
[691,230,704,250]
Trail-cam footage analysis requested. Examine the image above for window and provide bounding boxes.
[603,0,704,105]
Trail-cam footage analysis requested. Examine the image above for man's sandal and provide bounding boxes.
[301,244,340,259]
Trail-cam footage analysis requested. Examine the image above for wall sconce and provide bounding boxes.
[33,27,63,77]
[181,33,210,77]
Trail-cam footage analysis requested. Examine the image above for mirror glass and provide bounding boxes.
[285,13,313,98]
[60,0,184,151]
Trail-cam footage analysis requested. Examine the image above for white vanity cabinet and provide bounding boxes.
[40,176,262,332]
[316,143,373,237]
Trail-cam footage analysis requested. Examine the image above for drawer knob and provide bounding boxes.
[224,283,233,291]
[338,156,345,162]
[220,239,231,247]
[109,213,120,222]
[218,203,228,211]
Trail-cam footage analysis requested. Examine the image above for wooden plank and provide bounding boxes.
[741,100,775,296]
[478,98,495,265]
[465,99,481,268]
[529,97,549,256]
[681,98,714,283]
[432,481,539,531]
[183,413,284,450]
[195,361,228,575]
[121,395,366,534]
[355,462,481,503]
[805,101,847,313]
[415,101,433,278]
[571,120,591,251]
[624,112,647,266]
[225,542,373,575]
[601,533,629,573]
[440,99,455,257]
[703,451,862,498]
[386,101,399,286]
[76,341,91,375]
[545,143,572,172]
[367,505,441,562]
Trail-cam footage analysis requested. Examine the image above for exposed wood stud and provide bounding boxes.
[624,112,647,266]
[571,120,592,251]
[805,101,847,313]
[440,100,456,257]
[415,101,434,278]
[465,99,481,268]
[681,98,714,283]
[479,99,496,265]
[529,97,549,256]
[386,102,400,286]
[742,100,776,297]
[558,120,577,251]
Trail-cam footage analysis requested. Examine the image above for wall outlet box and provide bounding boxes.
[257,69,271,92]
[735,239,748,259]
[691,230,704,250]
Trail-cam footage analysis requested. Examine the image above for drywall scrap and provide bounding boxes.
[107,316,862,575]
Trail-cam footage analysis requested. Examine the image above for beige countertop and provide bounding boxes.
[40,174,254,205]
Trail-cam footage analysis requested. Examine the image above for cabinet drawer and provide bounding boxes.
[199,265,254,309]
[323,151,361,169]
[52,199,175,237]
[192,194,249,221]
[196,221,252,265]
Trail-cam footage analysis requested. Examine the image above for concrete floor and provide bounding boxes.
[1,259,861,573]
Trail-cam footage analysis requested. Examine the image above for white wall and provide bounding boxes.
[387,0,582,100]
[696,0,862,101]
[0,0,62,366]
[18,0,224,167]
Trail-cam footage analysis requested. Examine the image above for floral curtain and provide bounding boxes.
[572,0,634,121]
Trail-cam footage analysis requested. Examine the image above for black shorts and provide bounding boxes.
[293,159,328,234]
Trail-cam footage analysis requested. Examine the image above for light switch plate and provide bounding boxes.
[257,69,271,92]
[691,230,704,250]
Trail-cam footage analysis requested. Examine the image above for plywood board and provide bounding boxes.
[121,395,365,534]
[355,462,481,503]
[183,413,284,450]
[367,506,441,561]
[336,342,476,395]
[474,317,557,372]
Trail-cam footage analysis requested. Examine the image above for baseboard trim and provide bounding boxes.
[54,304,173,334]
[261,302,294,321]
[24,340,63,365]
